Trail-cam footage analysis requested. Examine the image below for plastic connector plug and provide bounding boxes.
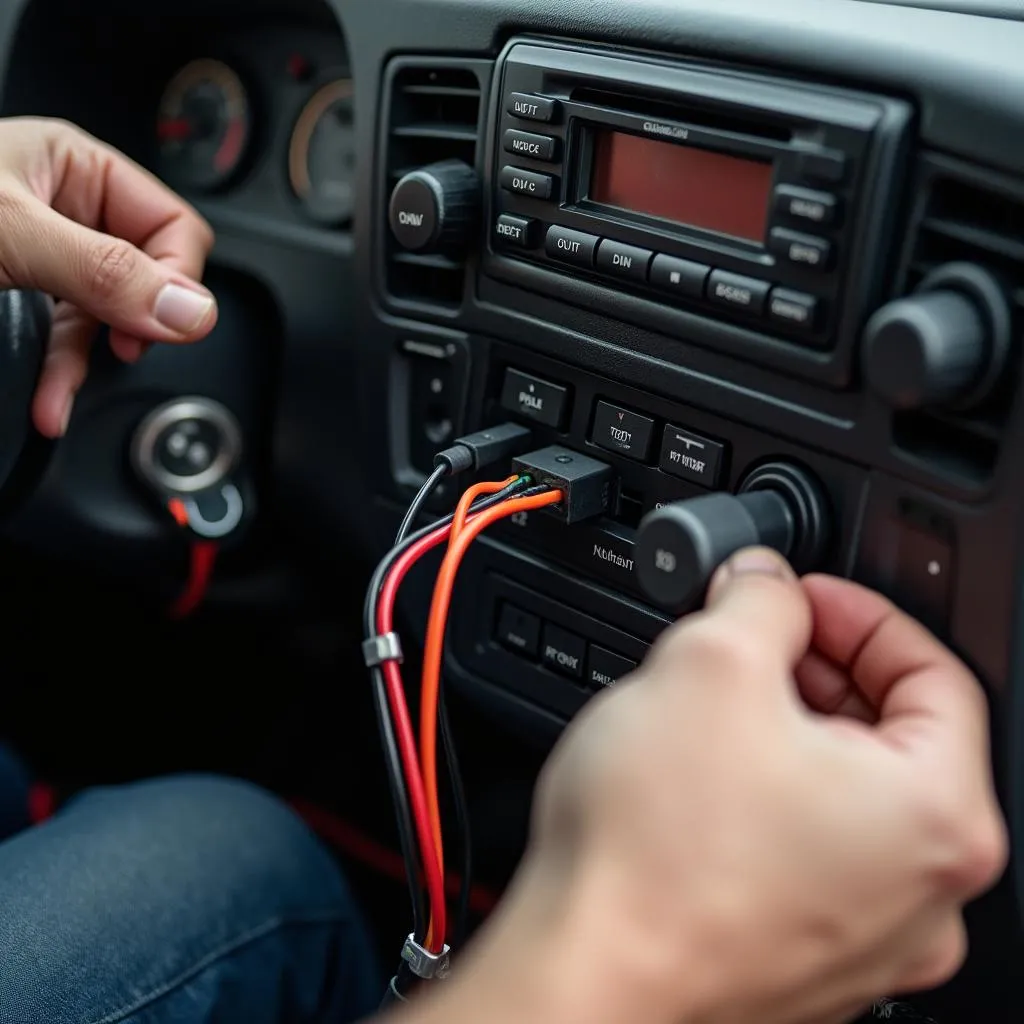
[435,423,532,473]
[511,445,614,524]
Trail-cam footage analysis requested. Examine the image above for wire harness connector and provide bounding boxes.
[401,933,452,981]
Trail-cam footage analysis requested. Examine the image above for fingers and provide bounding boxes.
[701,547,814,673]
[31,302,95,437]
[800,575,988,756]
[0,195,216,343]
[794,649,876,722]
[645,547,813,701]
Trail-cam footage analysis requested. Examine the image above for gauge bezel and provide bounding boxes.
[287,77,356,226]
[156,58,253,193]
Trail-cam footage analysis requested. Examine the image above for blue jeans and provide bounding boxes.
[0,774,382,1023]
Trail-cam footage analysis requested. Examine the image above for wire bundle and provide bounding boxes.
[364,467,561,967]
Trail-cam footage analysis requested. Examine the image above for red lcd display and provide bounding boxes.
[589,130,774,243]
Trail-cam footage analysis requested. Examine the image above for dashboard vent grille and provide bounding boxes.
[892,160,1024,485]
[383,63,484,309]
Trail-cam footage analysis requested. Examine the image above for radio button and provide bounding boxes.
[542,623,586,680]
[769,228,833,270]
[596,239,652,282]
[659,425,726,489]
[707,270,770,315]
[494,213,539,248]
[798,149,847,184]
[500,165,555,200]
[768,287,820,330]
[773,185,839,228]
[649,254,710,299]
[500,368,568,429]
[503,128,558,162]
[544,225,598,267]
[591,400,655,461]
[508,92,559,123]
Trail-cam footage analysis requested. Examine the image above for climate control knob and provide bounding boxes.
[861,263,1010,410]
[635,463,829,614]
[387,159,480,253]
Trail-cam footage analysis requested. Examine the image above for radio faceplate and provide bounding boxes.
[484,41,913,387]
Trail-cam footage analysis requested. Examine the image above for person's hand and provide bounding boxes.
[413,550,1007,1024]
[0,117,217,438]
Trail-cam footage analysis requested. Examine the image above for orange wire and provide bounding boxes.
[450,477,519,551]
[419,487,563,924]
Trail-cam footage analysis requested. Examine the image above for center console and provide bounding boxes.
[379,37,1024,736]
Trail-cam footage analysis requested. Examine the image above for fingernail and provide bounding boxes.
[58,396,73,437]
[153,283,215,334]
[726,548,792,579]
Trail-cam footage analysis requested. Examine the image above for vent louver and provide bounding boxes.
[892,159,1024,484]
[382,62,484,309]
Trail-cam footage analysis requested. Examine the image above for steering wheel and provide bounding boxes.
[0,289,50,515]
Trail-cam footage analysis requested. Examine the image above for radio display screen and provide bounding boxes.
[589,129,774,243]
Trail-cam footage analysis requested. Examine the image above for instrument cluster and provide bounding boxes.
[152,27,355,230]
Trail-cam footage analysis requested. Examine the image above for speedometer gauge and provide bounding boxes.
[156,59,251,192]
[288,79,356,226]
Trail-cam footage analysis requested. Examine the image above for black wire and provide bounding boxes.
[364,475,534,948]
[370,663,429,945]
[438,687,472,946]
[395,463,449,547]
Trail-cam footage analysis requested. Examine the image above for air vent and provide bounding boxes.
[382,61,485,309]
[891,159,1024,484]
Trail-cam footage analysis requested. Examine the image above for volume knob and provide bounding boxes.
[388,159,480,253]
[861,263,1010,410]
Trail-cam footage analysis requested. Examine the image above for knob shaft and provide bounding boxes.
[861,263,1010,411]
[636,491,794,613]
[388,159,480,252]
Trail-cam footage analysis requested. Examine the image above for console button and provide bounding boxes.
[773,185,839,228]
[798,149,847,184]
[769,227,833,270]
[494,213,539,248]
[649,254,710,299]
[500,368,568,428]
[500,165,554,199]
[542,623,586,679]
[544,225,598,267]
[659,424,726,489]
[568,521,638,594]
[587,646,638,689]
[503,128,557,161]
[768,287,820,330]
[591,400,655,461]
[496,602,541,658]
[507,92,559,123]
[707,270,770,315]
[596,239,652,282]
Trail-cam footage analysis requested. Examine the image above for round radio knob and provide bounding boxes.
[387,159,480,253]
[861,263,1010,410]
[635,463,829,614]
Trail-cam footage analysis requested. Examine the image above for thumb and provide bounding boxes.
[1,193,216,341]
[701,546,813,675]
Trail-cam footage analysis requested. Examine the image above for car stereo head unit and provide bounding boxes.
[485,42,913,385]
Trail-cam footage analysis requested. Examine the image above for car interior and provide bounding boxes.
[0,0,1022,1019]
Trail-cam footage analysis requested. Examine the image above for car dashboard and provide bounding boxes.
[0,0,1023,1019]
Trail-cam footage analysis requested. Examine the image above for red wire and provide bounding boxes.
[377,521,455,951]
[169,542,218,619]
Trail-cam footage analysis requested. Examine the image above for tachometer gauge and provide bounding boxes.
[288,79,355,226]
[156,59,251,191]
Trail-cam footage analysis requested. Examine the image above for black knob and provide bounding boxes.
[861,263,1010,410]
[635,463,829,614]
[388,159,480,252]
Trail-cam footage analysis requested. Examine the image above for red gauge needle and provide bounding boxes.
[157,118,192,141]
